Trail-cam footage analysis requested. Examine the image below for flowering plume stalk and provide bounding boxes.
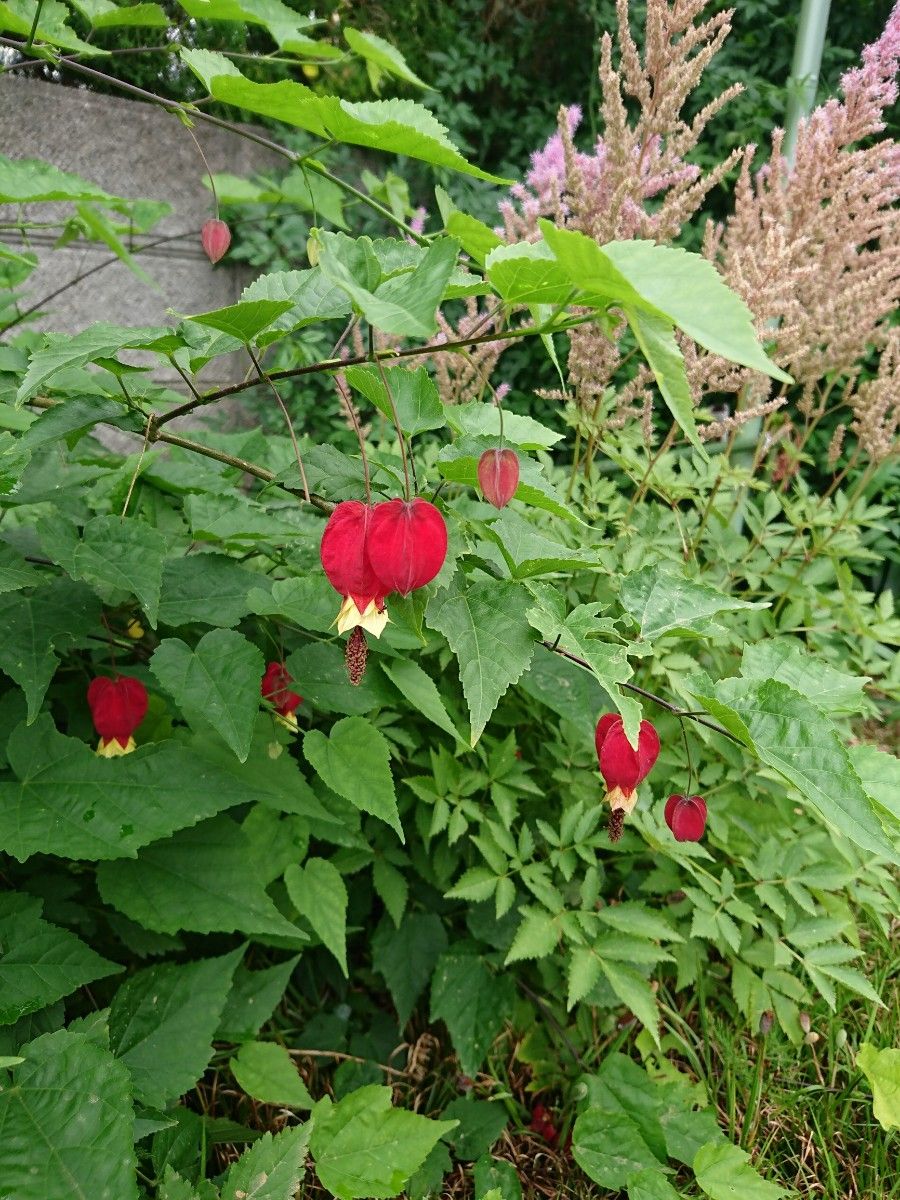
[87,675,148,757]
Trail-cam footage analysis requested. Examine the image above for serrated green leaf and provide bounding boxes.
[158,554,269,628]
[221,1123,312,1200]
[217,956,300,1042]
[303,716,401,836]
[572,1104,665,1191]
[740,640,869,716]
[240,269,350,341]
[344,26,428,88]
[485,240,573,306]
[372,912,447,1027]
[620,564,763,640]
[343,364,445,437]
[847,743,900,825]
[69,0,168,27]
[0,717,267,861]
[372,857,408,927]
[186,299,294,343]
[0,893,120,1025]
[310,1085,455,1200]
[0,154,117,204]
[857,1043,900,1132]
[151,629,265,761]
[430,952,516,1076]
[16,323,169,404]
[50,515,168,627]
[599,960,660,1047]
[284,858,348,974]
[443,401,563,450]
[109,946,242,1108]
[504,908,559,964]
[379,656,462,742]
[567,945,602,1009]
[0,0,101,52]
[693,1141,790,1200]
[486,508,597,578]
[624,306,707,458]
[445,212,503,265]
[96,815,304,938]
[178,0,317,50]
[426,575,537,745]
[230,1040,313,1109]
[0,1029,138,1200]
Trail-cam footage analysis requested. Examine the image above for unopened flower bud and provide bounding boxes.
[477,448,519,508]
[201,218,231,264]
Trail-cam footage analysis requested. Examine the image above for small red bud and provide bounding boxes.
[201,218,231,264]
[477,448,519,508]
[261,662,302,718]
[367,498,448,596]
[664,793,707,841]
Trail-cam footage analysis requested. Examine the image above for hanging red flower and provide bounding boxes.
[261,662,302,729]
[201,218,231,264]
[664,793,707,842]
[319,500,388,636]
[87,675,148,758]
[367,498,448,596]
[477,448,520,508]
[595,713,660,840]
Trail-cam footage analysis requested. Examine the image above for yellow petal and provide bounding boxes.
[96,736,136,758]
[606,785,638,815]
[275,711,298,732]
[335,596,389,638]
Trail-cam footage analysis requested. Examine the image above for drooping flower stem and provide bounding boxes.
[335,377,372,504]
[247,347,311,504]
[372,336,414,500]
[184,123,220,220]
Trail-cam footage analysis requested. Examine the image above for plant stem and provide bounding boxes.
[246,346,311,503]
[372,337,413,499]
[335,376,371,503]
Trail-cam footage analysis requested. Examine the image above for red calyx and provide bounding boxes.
[87,675,148,747]
[477,448,520,508]
[367,498,448,597]
[595,713,660,794]
[529,1103,559,1146]
[664,793,708,841]
[320,500,386,614]
[261,662,302,717]
[201,218,231,264]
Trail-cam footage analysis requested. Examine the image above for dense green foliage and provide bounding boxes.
[0,1,898,1198]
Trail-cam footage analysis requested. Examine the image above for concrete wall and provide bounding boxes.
[0,76,281,389]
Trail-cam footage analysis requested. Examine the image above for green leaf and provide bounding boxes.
[0,543,39,594]
[0,579,100,720]
[857,1043,900,1132]
[284,858,348,975]
[287,642,393,716]
[486,508,597,578]
[217,956,301,1042]
[379,656,462,742]
[627,1171,684,1200]
[371,912,448,1027]
[303,717,401,837]
[46,515,168,627]
[159,554,269,628]
[180,50,508,182]
[599,960,660,1047]
[739,640,869,716]
[319,234,459,337]
[310,1085,455,1200]
[343,364,445,437]
[0,717,268,861]
[445,212,503,265]
[108,947,242,1108]
[0,0,101,52]
[708,680,896,860]
[240,269,350,341]
[504,908,559,964]
[426,575,537,745]
[16,323,169,404]
[624,307,707,458]
[186,299,294,343]
[693,1141,790,1200]
[230,1041,313,1109]
[344,26,428,89]
[441,1098,508,1161]
[620,564,763,640]
[96,815,305,938]
[516,647,607,737]
[443,402,563,450]
[540,224,791,383]
[572,1105,665,1191]
[848,743,900,826]
[430,952,516,1076]
[69,0,169,27]
[221,1124,312,1200]
[0,154,117,203]
[0,893,120,1025]
[150,629,265,761]
[0,1029,138,1200]
[372,857,408,927]
[485,240,573,306]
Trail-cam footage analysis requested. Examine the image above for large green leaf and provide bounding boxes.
[486,508,597,578]
[485,240,574,306]
[69,0,168,27]
[704,680,896,859]
[40,515,168,627]
[284,858,348,974]
[303,717,401,838]
[0,717,269,861]
[619,564,763,640]
[379,656,462,742]
[178,0,318,50]
[572,1103,667,1190]
[0,893,120,1025]
[739,640,869,717]
[108,947,242,1107]
[16,324,169,404]
[240,269,350,343]
[230,1040,313,1109]
[0,579,100,720]
[310,1085,455,1200]
[0,0,102,52]
[857,1043,900,1132]
[429,952,516,1077]
[0,1029,138,1200]
[96,815,305,938]
[443,401,563,450]
[150,629,265,761]
[343,365,445,437]
[217,955,301,1042]
[0,543,40,594]
[693,1142,789,1200]
[0,154,117,204]
[426,575,538,745]
[221,1124,312,1200]
[371,912,448,1027]
[158,554,270,628]
[180,50,507,182]
[185,299,294,343]
[848,743,900,826]
[540,224,791,383]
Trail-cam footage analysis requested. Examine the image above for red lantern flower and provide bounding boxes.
[595,713,660,840]
[261,662,302,729]
[367,498,448,597]
[201,218,231,264]
[87,675,148,758]
[320,500,388,636]
[664,793,707,842]
[478,448,519,509]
